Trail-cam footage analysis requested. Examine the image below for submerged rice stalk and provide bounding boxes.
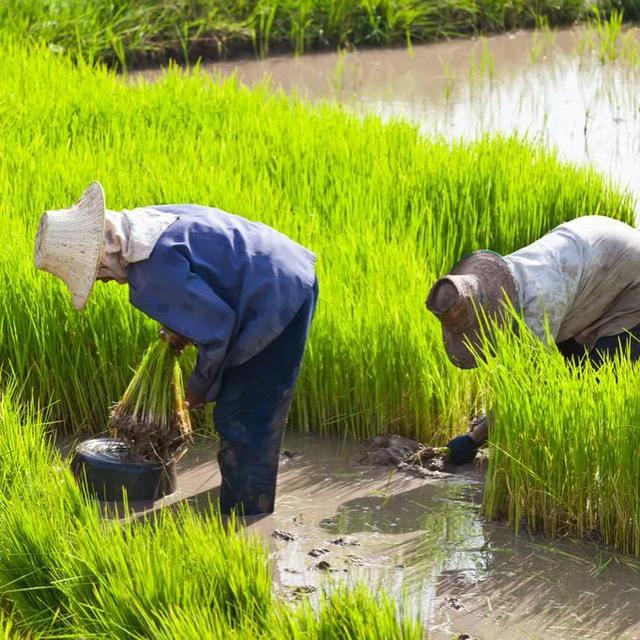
[109,340,191,461]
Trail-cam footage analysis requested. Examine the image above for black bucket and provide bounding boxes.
[72,437,177,502]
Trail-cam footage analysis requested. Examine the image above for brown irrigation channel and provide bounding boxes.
[129,28,640,639]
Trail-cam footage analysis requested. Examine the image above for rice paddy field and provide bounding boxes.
[3,3,640,638]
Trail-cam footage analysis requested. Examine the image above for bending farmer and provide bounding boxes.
[34,182,318,516]
[427,215,640,464]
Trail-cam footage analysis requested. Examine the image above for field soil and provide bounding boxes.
[78,432,640,640]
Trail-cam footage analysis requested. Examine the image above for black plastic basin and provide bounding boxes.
[72,437,177,502]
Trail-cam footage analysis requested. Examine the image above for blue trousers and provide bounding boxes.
[557,323,640,366]
[213,280,318,516]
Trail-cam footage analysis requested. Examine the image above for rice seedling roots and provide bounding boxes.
[110,405,191,462]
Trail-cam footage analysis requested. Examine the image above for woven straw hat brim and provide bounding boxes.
[438,251,518,369]
[34,182,106,310]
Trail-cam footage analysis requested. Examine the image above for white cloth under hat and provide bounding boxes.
[98,208,178,282]
[34,182,177,309]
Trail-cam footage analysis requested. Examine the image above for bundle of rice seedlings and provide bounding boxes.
[109,340,192,462]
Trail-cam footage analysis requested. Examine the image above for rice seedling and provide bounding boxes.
[0,40,633,444]
[468,37,495,84]
[575,7,640,65]
[0,0,605,68]
[477,314,640,555]
[109,339,191,461]
[529,15,557,64]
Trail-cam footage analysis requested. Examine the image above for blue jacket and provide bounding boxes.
[126,205,316,401]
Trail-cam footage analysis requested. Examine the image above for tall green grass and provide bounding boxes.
[0,0,591,68]
[478,317,640,555]
[0,384,420,638]
[0,40,633,441]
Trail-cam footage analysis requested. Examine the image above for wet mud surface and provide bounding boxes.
[123,433,640,640]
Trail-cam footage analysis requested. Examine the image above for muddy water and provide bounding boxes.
[131,433,640,640]
[138,27,640,208]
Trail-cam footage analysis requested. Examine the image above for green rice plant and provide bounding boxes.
[577,7,631,64]
[281,584,421,639]
[0,612,33,640]
[477,315,640,555]
[468,37,494,84]
[529,15,557,64]
[0,386,420,638]
[0,40,633,443]
[110,339,191,461]
[593,7,624,63]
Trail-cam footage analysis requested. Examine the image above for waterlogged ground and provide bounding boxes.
[141,27,640,210]
[134,433,640,640]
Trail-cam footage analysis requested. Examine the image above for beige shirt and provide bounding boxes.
[504,216,640,348]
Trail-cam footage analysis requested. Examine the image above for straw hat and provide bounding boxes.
[34,182,106,310]
[426,251,519,369]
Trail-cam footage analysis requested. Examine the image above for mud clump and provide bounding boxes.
[359,434,421,465]
[359,433,450,478]
[330,537,360,546]
[287,585,317,601]
[398,460,448,479]
[308,547,330,558]
[315,560,332,571]
[272,529,297,542]
[280,449,301,465]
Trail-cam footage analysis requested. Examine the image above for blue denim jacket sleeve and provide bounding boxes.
[127,244,236,401]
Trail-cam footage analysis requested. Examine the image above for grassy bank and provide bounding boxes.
[1,40,633,441]
[0,385,420,638]
[1,0,634,68]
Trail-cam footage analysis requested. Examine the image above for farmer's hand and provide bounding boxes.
[184,389,206,411]
[446,434,478,465]
[159,327,191,354]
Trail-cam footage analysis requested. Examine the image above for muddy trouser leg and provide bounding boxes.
[213,280,318,516]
